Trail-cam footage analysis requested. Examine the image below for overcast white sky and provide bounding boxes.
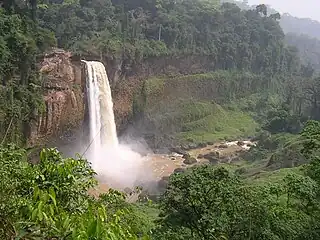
[248,0,320,22]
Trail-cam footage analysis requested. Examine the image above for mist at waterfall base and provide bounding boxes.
[82,60,154,190]
[87,144,153,190]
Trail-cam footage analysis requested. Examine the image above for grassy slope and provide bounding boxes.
[178,103,257,142]
[140,71,308,187]
[142,71,260,144]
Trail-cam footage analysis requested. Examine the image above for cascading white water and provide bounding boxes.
[82,61,118,162]
[82,60,152,189]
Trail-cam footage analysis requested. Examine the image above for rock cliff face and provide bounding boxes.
[28,50,85,147]
[28,50,216,147]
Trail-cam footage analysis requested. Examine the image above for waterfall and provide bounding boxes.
[82,60,118,160]
[81,60,151,189]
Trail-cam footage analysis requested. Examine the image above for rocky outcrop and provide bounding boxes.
[27,50,217,147]
[28,49,85,147]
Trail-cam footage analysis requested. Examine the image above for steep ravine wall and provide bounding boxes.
[28,49,216,147]
[28,50,85,147]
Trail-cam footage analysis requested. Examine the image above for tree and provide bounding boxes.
[270,12,281,20]
[256,4,267,16]
[155,165,284,239]
[0,146,150,239]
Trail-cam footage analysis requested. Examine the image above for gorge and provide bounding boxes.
[3,0,320,239]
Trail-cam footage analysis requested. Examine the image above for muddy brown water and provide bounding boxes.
[89,140,256,196]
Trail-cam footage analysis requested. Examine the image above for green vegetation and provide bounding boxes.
[151,121,320,240]
[139,71,268,144]
[222,0,320,40]
[177,102,257,143]
[2,122,320,239]
[36,0,302,77]
[0,2,55,144]
[0,145,152,239]
[1,0,319,146]
[137,69,308,145]
[3,0,320,239]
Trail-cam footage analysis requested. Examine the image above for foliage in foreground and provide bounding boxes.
[2,121,320,239]
[0,146,151,239]
[152,121,320,240]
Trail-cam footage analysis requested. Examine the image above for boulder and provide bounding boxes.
[208,157,219,164]
[197,143,207,148]
[237,141,245,146]
[188,143,198,149]
[204,151,220,159]
[218,144,228,149]
[203,152,220,164]
[183,157,197,165]
[207,141,214,145]
[198,154,204,159]
[182,153,191,159]
[181,145,190,151]
[170,147,186,155]
[174,168,186,174]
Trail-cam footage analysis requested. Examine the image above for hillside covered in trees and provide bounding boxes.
[2,0,320,239]
[1,0,317,144]
[222,0,320,71]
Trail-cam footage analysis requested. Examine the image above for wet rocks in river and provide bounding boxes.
[174,168,186,174]
[181,145,189,151]
[218,144,228,149]
[203,151,220,164]
[197,142,207,148]
[182,153,191,159]
[183,157,197,165]
[170,147,187,155]
[188,143,198,150]
[198,154,204,159]
[237,141,245,146]
[204,151,220,159]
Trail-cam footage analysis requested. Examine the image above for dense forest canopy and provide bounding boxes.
[222,0,320,40]
[34,0,299,76]
[2,0,315,144]
[222,0,320,71]
[0,0,312,78]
